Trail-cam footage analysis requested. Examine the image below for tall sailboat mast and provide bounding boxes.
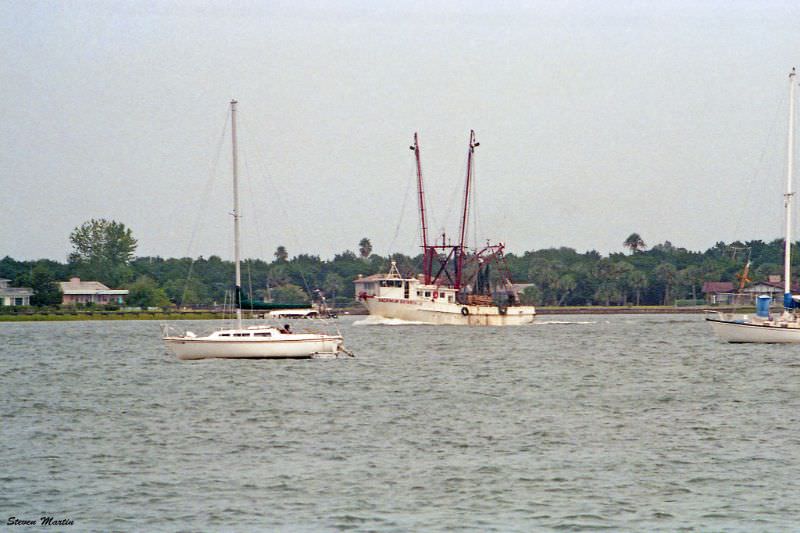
[411,133,432,284]
[231,99,243,327]
[784,69,796,310]
[456,130,479,290]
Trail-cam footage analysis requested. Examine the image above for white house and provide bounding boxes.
[59,277,128,305]
[0,278,34,306]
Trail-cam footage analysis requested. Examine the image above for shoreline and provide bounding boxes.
[0,305,743,322]
[535,306,730,315]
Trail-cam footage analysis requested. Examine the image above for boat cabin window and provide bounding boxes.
[219,333,231,337]
[417,291,422,297]
[424,291,431,298]
[448,296,454,303]
[233,333,250,337]
[254,332,271,337]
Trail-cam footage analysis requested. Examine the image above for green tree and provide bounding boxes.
[678,265,703,302]
[68,218,137,287]
[612,261,634,305]
[163,277,209,306]
[556,273,577,305]
[520,285,541,305]
[31,266,62,306]
[626,268,648,306]
[358,237,373,259]
[15,265,63,307]
[322,272,345,300]
[126,276,170,308]
[655,262,678,305]
[591,258,618,305]
[623,233,646,254]
[271,283,310,304]
[274,245,288,263]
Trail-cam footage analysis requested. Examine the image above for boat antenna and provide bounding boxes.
[784,68,796,310]
[411,132,432,283]
[231,99,243,328]
[456,130,479,290]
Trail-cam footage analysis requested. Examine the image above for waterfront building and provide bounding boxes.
[0,278,34,306]
[59,277,129,305]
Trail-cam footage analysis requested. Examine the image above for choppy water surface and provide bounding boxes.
[2,315,800,531]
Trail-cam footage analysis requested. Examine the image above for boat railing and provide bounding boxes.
[712,293,757,306]
[161,323,187,338]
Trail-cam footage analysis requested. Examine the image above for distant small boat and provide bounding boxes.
[707,69,800,343]
[163,100,347,359]
[355,131,535,326]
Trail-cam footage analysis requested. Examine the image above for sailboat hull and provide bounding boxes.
[707,316,800,343]
[164,335,343,360]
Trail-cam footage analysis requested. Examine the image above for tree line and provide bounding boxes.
[0,222,793,308]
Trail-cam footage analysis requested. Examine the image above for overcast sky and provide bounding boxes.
[2,0,800,262]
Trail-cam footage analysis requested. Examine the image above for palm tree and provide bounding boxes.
[623,233,646,254]
[323,272,345,302]
[626,269,648,306]
[358,237,373,259]
[655,262,678,305]
[679,265,702,302]
[612,261,634,305]
[556,273,577,305]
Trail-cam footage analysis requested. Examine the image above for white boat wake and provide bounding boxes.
[533,320,596,325]
[352,316,429,326]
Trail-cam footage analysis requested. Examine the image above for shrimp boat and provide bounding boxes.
[354,131,536,326]
[163,100,346,359]
[707,69,800,343]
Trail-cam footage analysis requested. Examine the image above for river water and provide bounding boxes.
[1,314,799,532]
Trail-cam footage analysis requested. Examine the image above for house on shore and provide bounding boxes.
[703,276,798,305]
[0,278,34,306]
[60,277,129,305]
[702,281,736,305]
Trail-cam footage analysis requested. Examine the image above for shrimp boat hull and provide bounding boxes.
[706,314,800,343]
[357,131,535,326]
[164,333,344,360]
[363,297,535,325]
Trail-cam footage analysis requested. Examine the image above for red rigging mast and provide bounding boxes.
[410,133,433,284]
[408,130,512,296]
[456,130,479,290]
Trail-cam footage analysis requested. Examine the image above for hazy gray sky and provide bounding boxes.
[2,0,800,262]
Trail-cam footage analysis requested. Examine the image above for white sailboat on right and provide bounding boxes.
[707,68,800,343]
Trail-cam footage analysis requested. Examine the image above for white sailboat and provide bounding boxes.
[163,100,346,359]
[354,131,536,326]
[707,68,800,343]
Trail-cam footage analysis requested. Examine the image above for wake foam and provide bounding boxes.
[534,320,596,325]
[352,316,429,326]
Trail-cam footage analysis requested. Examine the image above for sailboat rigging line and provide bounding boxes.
[229,115,339,332]
[387,158,416,256]
[229,116,316,302]
[179,106,231,307]
[442,155,469,239]
[237,113,269,262]
[733,90,789,242]
[246,262,255,311]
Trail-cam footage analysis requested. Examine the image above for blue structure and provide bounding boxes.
[757,295,772,318]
